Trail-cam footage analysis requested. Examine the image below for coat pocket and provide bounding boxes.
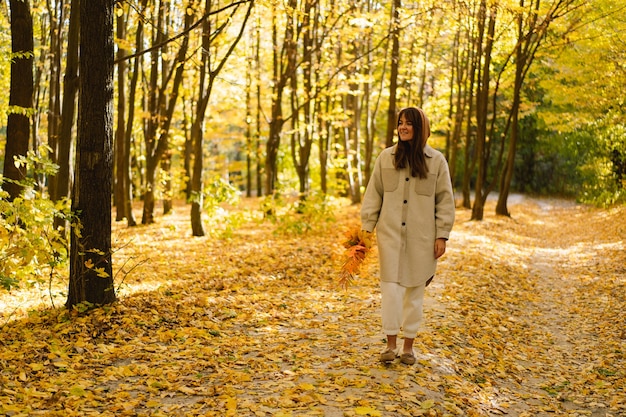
[382,168,399,192]
[414,173,436,196]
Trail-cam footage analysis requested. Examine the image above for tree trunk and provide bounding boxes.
[114,10,127,221]
[342,94,354,199]
[245,49,253,198]
[67,0,115,309]
[255,15,263,197]
[461,2,479,210]
[318,96,331,195]
[3,0,34,201]
[162,153,173,215]
[496,3,525,217]
[385,0,401,148]
[183,97,193,200]
[121,4,143,228]
[46,0,63,197]
[266,1,295,195]
[471,1,496,221]
[291,0,314,198]
[141,1,187,225]
[363,26,375,188]
[349,78,362,204]
[496,0,555,216]
[190,0,253,235]
[53,0,79,233]
[190,112,205,236]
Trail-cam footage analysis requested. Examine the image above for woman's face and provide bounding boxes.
[398,114,414,142]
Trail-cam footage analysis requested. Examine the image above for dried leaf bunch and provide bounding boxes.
[338,227,373,289]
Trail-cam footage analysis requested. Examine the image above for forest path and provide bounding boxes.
[426,196,625,417]
[0,196,624,416]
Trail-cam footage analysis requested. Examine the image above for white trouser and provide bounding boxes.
[380,281,425,339]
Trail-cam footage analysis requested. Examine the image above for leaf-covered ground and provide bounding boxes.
[1,196,625,416]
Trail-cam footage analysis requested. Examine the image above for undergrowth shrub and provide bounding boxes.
[262,191,337,235]
[195,175,244,238]
[0,149,71,292]
[202,175,241,216]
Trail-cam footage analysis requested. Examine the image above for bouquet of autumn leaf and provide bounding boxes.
[338,227,374,289]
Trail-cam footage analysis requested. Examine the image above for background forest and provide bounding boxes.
[0,0,625,302]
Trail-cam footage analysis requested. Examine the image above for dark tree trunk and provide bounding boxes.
[141,1,187,225]
[190,0,253,235]
[496,6,525,217]
[255,15,263,197]
[471,1,497,221]
[3,0,34,201]
[245,56,253,198]
[53,0,79,233]
[46,0,63,197]
[461,13,478,210]
[122,7,144,228]
[114,10,127,222]
[162,153,173,215]
[67,0,116,309]
[265,0,295,195]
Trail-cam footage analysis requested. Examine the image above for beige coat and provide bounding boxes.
[361,144,455,287]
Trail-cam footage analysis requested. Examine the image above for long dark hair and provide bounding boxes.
[393,107,429,179]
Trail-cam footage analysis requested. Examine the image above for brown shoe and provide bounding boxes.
[399,352,416,365]
[379,348,397,363]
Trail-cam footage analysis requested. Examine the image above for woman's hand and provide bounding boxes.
[434,238,447,259]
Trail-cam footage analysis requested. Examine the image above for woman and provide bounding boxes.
[361,107,455,365]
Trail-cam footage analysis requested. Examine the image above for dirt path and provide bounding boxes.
[425,197,625,417]
[224,196,625,417]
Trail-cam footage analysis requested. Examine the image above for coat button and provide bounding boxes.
[402,222,406,226]
[403,200,407,204]
[405,177,409,181]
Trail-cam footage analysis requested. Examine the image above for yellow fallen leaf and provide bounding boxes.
[226,396,237,410]
[69,386,86,397]
[52,361,69,368]
[354,406,382,416]
[28,363,44,371]
[178,385,196,395]
[420,399,435,409]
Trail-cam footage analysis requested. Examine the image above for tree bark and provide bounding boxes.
[67,0,115,309]
[141,1,187,225]
[3,0,34,201]
[53,0,79,232]
[471,1,497,221]
[46,0,63,196]
[496,0,567,216]
[496,1,526,217]
[122,3,143,228]
[385,0,401,148]
[190,0,253,236]
[114,9,127,221]
[255,15,263,197]
[291,0,314,198]
[245,48,253,198]
[265,1,295,195]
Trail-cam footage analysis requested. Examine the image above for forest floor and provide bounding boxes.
[0,195,625,417]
